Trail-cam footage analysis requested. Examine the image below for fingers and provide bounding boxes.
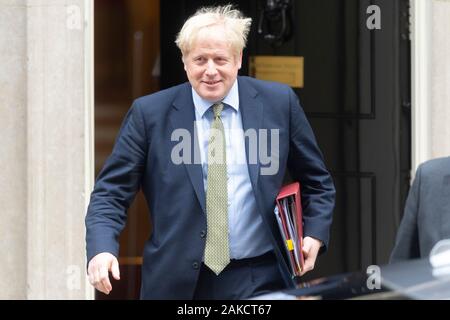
[299,237,320,276]
[90,265,109,294]
[88,269,95,287]
[87,253,120,295]
[300,256,315,276]
[111,258,121,280]
[300,245,315,276]
[302,241,312,257]
[99,265,112,294]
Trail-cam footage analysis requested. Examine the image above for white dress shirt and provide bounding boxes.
[192,79,273,259]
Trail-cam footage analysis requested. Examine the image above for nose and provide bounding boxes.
[205,60,218,76]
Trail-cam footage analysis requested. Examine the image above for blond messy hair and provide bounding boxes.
[175,5,252,57]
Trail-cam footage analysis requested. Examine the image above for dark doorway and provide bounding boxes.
[94,0,159,299]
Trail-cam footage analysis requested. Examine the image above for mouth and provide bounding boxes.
[203,80,221,86]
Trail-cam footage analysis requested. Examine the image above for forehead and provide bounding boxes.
[190,27,233,54]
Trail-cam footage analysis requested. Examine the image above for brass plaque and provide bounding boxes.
[249,56,304,88]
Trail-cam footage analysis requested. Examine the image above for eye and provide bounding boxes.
[215,57,227,64]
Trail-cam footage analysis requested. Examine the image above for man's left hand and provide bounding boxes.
[300,236,322,276]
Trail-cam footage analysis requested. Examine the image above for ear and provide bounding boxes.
[182,55,187,71]
[237,51,243,70]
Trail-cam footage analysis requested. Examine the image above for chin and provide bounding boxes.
[205,95,221,102]
[200,91,223,102]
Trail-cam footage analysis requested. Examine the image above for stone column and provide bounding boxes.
[430,0,450,159]
[412,0,450,174]
[0,0,94,299]
[0,0,28,300]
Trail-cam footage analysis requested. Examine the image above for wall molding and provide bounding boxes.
[411,0,432,178]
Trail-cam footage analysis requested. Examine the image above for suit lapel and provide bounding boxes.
[170,83,206,215]
[239,79,292,280]
[238,77,263,191]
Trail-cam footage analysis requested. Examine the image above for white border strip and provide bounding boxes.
[411,0,431,179]
[84,0,95,300]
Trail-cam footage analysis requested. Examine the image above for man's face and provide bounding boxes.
[183,27,242,102]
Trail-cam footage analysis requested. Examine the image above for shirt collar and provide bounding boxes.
[192,79,239,118]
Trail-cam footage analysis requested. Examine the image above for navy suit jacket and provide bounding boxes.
[85,76,335,299]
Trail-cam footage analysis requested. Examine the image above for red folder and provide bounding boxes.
[275,182,305,278]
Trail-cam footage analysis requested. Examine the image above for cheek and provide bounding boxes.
[226,65,240,75]
[189,67,203,78]
[185,67,197,81]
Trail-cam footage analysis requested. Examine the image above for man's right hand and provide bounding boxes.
[87,252,121,295]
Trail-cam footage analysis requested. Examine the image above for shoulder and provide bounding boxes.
[238,76,295,108]
[417,156,450,181]
[238,76,292,94]
[133,82,190,110]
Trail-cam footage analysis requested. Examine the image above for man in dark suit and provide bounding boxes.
[390,157,450,263]
[86,5,335,299]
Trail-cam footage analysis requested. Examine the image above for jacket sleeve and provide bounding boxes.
[286,87,336,252]
[390,165,421,263]
[85,100,148,263]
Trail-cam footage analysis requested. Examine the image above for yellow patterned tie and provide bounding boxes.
[204,103,230,275]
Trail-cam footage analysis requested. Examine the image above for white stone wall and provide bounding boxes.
[411,0,450,174]
[0,0,93,299]
[0,0,28,299]
[430,0,450,159]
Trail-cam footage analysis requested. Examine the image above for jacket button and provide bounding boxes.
[200,230,206,238]
[192,261,199,269]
